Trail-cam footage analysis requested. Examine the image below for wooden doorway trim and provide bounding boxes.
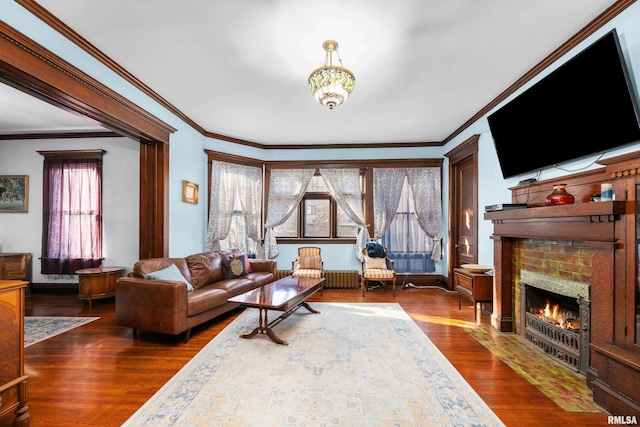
[445,134,480,289]
[0,22,174,258]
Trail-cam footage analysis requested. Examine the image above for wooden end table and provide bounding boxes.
[228,276,324,345]
[454,268,493,321]
[76,266,125,307]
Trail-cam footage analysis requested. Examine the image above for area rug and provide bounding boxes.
[24,316,100,347]
[123,303,505,427]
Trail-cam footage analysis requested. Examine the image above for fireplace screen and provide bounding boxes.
[525,285,582,371]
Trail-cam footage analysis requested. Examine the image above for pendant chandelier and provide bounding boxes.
[308,40,355,109]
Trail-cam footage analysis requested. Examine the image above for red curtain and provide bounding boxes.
[41,157,102,275]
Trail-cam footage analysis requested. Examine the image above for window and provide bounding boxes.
[274,175,360,240]
[380,178,435,273]
[206,160,263,255]
[40,151,103,275]
[218,194,258,257]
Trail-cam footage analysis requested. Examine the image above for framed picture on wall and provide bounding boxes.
[182,180,199,204]
[0,175,28,213]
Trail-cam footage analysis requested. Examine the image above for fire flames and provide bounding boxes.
[534,299,580,330]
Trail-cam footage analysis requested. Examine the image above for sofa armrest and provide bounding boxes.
[248,259,276,276]
[115,277,190,336]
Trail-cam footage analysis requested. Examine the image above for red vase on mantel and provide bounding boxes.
[545,184,575,206]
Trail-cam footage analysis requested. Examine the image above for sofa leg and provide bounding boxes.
[183,328,192,343]
[132,328,137,338]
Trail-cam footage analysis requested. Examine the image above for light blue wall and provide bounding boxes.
[443,2,640,267]
[3,1,640,276]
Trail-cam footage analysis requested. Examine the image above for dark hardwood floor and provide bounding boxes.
[23,286,610,426]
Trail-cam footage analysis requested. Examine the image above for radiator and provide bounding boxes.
[276,270,360,289]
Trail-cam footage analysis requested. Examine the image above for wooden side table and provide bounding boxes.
[454,268,493,321]
[76,266,125,307]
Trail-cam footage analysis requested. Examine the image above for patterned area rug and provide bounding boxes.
[24,316,100,347]
[123,303,505,427]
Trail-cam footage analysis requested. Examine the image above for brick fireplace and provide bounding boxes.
[485,201,621,336]
[484,153,640,416]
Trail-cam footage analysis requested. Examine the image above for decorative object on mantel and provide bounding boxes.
[308,40,355,109]
[182,180,199,204]
[461,264,493,273]
[600,182,613,201]
[544,184,574,206]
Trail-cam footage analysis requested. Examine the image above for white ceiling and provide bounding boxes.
[2,0,620,145]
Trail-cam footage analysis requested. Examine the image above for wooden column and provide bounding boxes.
[491,236,513,332]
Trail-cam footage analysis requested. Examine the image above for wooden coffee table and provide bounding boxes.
[229,276,324,345]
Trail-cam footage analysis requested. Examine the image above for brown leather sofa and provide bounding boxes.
[115,249,276,342]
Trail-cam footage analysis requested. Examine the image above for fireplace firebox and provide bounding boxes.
[519,270,590,374]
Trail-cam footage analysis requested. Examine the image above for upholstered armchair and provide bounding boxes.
[361,247,396,297]
[292,246,324,294]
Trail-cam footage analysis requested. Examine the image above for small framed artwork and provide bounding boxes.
[0,175,29,213]
[182,180,199,204]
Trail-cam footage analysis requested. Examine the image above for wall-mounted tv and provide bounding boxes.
[487,29,640,179]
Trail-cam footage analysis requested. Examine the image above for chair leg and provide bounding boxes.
[361,278,365,297]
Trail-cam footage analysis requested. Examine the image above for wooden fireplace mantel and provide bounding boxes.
[485,201,626,242]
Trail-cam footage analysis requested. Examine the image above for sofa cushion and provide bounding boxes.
[222,257,247,279]
[134,257,192,284]
[214,277,258,298]
[185,252,225,290]
[146,264,194,292]
[187,287,229,317]
[247,271,276,287]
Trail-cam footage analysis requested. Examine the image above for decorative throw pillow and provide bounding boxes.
[146,264,194,292]
[364,255,387,270]
[299,255,321,270]
[233,252,251,273]
[223,256,247,279]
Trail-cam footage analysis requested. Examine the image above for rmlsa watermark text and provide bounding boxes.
[608,415,638,425]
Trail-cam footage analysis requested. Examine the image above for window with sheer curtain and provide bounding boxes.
[206,160,263,257]
[273,175,360,239]
[207,150,443,262]
[379,178,436,273]
[40,151,103,275]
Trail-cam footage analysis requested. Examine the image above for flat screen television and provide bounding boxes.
[487,29,640,179]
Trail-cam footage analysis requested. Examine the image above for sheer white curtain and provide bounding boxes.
[372,168,406,239]
[406,167,443,260]
[319,168,370,259]
[206,161,263,255]
[236,164,264,257]
[41,158,102,274]
[264,169,315,259]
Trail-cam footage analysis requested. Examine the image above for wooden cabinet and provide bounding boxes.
[0,254,31,293]
[76,266,125,307]
[0,280,30,427]
[454,268,492,321]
